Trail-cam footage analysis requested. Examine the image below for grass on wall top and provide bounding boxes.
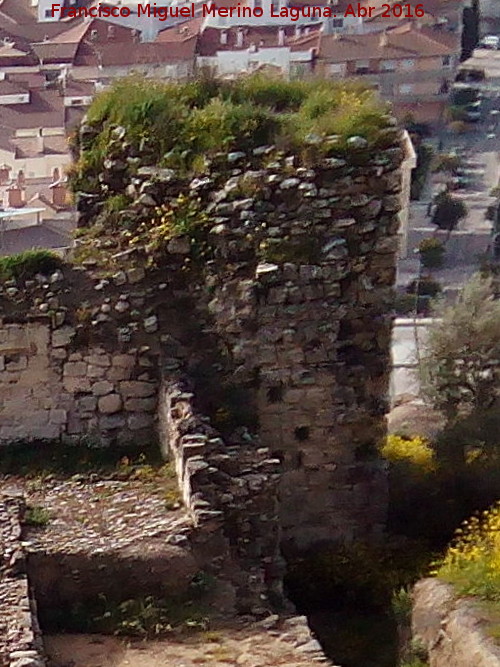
[73,75,392,181]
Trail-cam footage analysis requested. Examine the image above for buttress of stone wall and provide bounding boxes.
[204,142,403,555]
[0,321,157,446]
[158,377,286,615]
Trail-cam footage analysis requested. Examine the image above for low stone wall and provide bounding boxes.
[0,493,46,667]
[0,321,157,446]
[412,578,500,667]
[158,377,286,615]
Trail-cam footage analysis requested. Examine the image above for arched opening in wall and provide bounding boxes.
[52,167,60,182]
[294,426,309,442]
[267,385,284,403]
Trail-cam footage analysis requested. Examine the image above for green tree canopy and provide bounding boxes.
[420,275,500,421]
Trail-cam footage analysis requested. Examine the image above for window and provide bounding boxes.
[442,55,451,68]
[399,84,414,94]
[332,18,343,28]
[355,59,370,73]
[328,63,345,76]
[380,60,396,72]
[402,59,415,69]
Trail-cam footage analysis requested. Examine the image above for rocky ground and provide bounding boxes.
[44,615,334,667]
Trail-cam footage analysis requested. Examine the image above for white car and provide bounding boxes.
[481,35,500,49]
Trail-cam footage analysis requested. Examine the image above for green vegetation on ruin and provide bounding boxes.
[69,75,391,193]
[69,76,394,270]
[42,573,216,638]
[0,250,63,282]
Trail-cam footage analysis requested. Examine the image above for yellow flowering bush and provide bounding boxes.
[436,502,500,601]
[381,435,436,472]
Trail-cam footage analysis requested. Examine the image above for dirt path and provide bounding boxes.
[44,624,324,667]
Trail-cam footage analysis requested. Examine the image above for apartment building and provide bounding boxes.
[317,23,459,123]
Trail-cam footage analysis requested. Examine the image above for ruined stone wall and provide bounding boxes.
[158,377,286,614]
[0,321,157,447]
[0,126,403,561]
[0,493,46,667]
[201,143,402,555]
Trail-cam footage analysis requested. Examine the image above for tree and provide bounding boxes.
[432,192,467,232]
[431,153,462,175]
[418,237,445,269]
[419,275,500,423]
[461,1,480,61]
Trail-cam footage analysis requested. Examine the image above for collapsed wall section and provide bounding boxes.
[158,377,286,614]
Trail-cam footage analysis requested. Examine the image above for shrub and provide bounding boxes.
[431,193,467,232]
[435,501,500,601]
[394,293,418,315]
[381,435,436,472]
[0,250,62,282]
[431,153,461,174]
[419,274,500,423]
[418,238,445,269]
[104,194,131,213]
[24,505,51,527]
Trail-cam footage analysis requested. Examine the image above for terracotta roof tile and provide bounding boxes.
[75,38,197,66]
[319,24,457,61]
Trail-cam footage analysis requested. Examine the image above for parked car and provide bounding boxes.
[455,68,485,82]
[480,35,500,49]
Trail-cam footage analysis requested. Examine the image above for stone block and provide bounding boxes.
[88,364,106,379]
[85,354,111,367]
[29,410,49,426]
[124,397,156,412]
[128,413,155,430]
[63,361,87,377]
[51,347,68,360]
[106,366,133,381]
[52,326,76,348]
[49,409,67,425]
[34,424,60,440]
[67,412,84,435]
[127,267,145,284]
[63,377,91,393]
[92,380,114,396]
[99,414,126,430]
[112,354,136,368]
[120,381,156,398]
[78,396,97,413]
[98,393,122,414]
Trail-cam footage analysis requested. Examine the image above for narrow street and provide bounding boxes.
[397,48,500,292]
